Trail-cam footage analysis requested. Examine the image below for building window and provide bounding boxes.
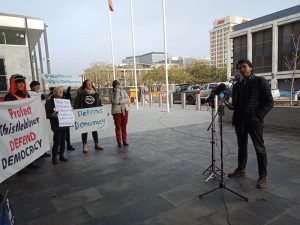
[252,29,272,73]
[0,59,7,91]
[0,29,26,45]
[278,20,300,71]
[232,35,247,74]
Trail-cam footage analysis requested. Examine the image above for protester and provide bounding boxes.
[45,87,69,164]
[74,79,104,153]
[64,87,75,151]
[226,59,273,189]
[4,75,41,170]
[28,81,51,158]
[29,81,46,100]
[110,80,130,147]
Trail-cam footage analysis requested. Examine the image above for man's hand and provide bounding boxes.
[225,102,234,110]
[51,112,58,118]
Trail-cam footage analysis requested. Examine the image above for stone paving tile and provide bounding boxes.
[0,120,300,225]
[51,187,103,212]
[159,184,203,206]
[28,206,90,225]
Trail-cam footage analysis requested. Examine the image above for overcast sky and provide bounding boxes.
[1,0,299,75]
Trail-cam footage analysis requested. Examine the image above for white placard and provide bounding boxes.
[0,97,50,182]
[72,107,109,134]
[54,98,75,127]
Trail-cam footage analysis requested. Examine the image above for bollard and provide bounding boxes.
[159,94,163,107]
[181,93,186,109]
[141,94,145,106]
[214,95,218,115]
[169,93,173,108]
[196,94,201,111]
[150,93,153,107]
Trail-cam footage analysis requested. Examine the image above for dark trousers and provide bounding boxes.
[81,131,99,145]
[113,111,128,144]
[52,130,67,157]
[235,118,267,177]
[66,127,71,147]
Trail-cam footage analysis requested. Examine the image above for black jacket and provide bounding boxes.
[45,97,68,131]
[73,91,102,109]
[232,74,273,125]
[4,90,30,101]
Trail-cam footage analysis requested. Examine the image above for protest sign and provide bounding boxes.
[0,97,50,182]
[53,98,75,127]
[41,74,82,87]
[72,107,109,134]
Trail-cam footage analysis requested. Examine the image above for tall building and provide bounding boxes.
[122,52,197,66]
[227,5,300,91]
[210,16,250,68]
[0,13,49,96]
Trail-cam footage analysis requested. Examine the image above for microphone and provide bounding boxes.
[211,83,226,95]
[206,83,227,104]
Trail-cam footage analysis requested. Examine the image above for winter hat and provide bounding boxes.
[112,80,120,88]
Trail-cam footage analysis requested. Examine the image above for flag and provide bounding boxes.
[108,0,114,12]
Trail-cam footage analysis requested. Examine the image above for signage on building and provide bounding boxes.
[217,19,225,25]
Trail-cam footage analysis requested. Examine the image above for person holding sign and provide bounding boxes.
[110,80,130,148]
[45,87,69,164]
[74,79,104,153]
[4,75,41,171]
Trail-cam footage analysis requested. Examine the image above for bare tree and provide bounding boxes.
[285,33,300,105]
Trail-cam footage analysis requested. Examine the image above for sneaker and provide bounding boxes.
[59,156,68,162]
[118,143,122,147]
[83,144,88,153]
[123,143,129,147]
[67,145,75,151]
[256,176,267,189]
[228,168,246,178]
[95,143,104,151]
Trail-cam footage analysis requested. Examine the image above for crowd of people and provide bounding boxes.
[3,58,273,189]
[3,74,131,169]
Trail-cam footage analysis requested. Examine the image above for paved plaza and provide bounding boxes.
[1,104,300,225]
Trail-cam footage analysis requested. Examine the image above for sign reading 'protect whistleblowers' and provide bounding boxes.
[41,73,82,87]
[0,97,50,182]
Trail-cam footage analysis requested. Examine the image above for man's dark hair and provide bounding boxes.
[236,59,253,69]
[29,81,40,88]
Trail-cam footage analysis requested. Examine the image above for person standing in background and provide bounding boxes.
[110,80,130,148]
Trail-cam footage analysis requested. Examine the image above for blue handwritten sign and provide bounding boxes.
[72,107,108,133]
[41,74,82,87]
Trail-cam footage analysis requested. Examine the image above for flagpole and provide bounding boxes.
[162,0,170,113]
[130,0,139,110]
[108,8,116,80]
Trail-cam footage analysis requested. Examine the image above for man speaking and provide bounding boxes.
[226,59,273,189]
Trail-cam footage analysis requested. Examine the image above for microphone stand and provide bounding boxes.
[202,96,223,182]
[199,92,248,201]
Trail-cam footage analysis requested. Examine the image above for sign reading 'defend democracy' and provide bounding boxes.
[54,98,75,127]
[41,73,82,87]
[0,97,50,183]
[72,107,109,134]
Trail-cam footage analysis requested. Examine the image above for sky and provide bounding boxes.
[1,0,300,75]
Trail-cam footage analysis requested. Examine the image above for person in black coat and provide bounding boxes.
[45,87,69,165]
[226,59,273,189]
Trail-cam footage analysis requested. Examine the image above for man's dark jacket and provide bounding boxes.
[231,74,273,125]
